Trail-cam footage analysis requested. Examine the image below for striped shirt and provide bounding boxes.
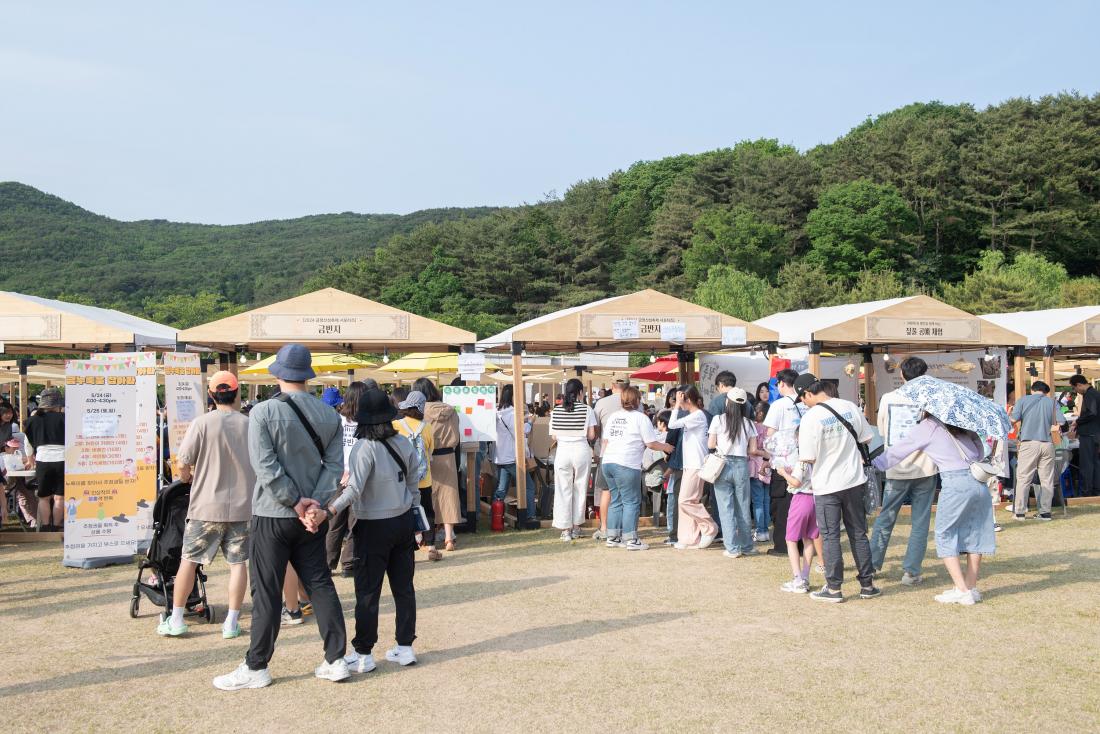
[549,404,596,442]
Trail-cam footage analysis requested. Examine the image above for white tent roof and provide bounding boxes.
[754,297,910,344]
[1,291,177,349]
[981,306,1100,348]
[477,294,626,350]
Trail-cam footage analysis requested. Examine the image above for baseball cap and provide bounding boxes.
[726,387,748,404]
[208,370,240,393]
[792,372,818,400]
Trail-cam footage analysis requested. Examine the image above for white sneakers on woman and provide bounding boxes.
[934,587,977,606]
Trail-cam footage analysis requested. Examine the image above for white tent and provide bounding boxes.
[0,291,177,352]
[981,306,1100,349]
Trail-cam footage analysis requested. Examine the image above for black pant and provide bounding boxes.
[770,473,792,553]
[1079,434,1100,495]
[325,508,356,571]
[246,516,347,670]
[814,484,875,590]
[351,510,417,654]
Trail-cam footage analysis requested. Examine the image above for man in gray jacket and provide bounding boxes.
[214,344,348,691]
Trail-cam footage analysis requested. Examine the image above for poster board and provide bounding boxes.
[443,385,497,443]
[873,349,1007,406]
[163,352,204,471]
[63,355,156,565]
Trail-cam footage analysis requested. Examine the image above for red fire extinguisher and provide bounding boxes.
[491,499,505,532]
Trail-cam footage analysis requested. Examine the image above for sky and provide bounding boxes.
[2,1,1098,224]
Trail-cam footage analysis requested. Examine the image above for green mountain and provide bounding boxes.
[0,181,497,314]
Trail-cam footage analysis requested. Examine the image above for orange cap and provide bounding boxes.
[208,370,240,392]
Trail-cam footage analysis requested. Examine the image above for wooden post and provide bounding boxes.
[228,348,241,410]
[1043,346,1056,389]
[807,340,822,377]
[1012,347,1027,398]
[465,448,478,532]
[861,347,876,422]
[676,349,690,386]
[511,342,527,525]
[18,359,34,425]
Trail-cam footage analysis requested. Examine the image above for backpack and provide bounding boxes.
[399,419,430,483]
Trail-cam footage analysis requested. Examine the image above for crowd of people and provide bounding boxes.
[2,342,1098,688]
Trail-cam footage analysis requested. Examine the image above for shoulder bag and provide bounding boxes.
[378,437,431,533]
[945,430,999,484]
[818,403,882,513]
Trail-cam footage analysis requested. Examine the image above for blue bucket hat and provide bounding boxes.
[269,343,316,382]
[321,386,343,407]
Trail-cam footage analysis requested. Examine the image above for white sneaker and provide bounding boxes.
[673,542,695,550]
[560,530,573,542]
[571,527,585,540]
[315,657,351,682]
[780,577,809,594]
[900,572,924,586]
[213,663,272,691]
[343,651,377,673]
[722,550,742,558]
[386,645,418,666]
[624,538,649,551]
[697,533,716,550]
[934,587,976,606]
[970,588,982,603]
[754,531,770,543]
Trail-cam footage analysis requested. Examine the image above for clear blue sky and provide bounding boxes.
[3,1,1097,224]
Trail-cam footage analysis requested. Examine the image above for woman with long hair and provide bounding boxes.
[755,382,772,406]
[874,414,996,606]
[393,390,440,561]
[325,381,368,575]
[707,387,760,557]
[549,378,597,540]
[668,385,718,549]
[412,377,464,551]
[493,384,537,523]
[600,386,673,550]
[324,387,422,672]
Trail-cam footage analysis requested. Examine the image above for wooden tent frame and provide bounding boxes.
[477,289,778,523]
[981,307,1100,390]
[754,295,1028,421]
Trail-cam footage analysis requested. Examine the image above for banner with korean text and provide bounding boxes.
[163,352,204,473]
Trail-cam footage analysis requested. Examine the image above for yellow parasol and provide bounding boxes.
[241,352,375,375]
[382,352,501,373]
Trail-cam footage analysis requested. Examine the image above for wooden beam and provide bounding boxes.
[1043,347,1056,389]
[1012,347,1027,398]
[807,340,822,377]
[465,448,478,531]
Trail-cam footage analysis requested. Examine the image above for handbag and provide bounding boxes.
[698,452,727,484]
[818,403,882,513]
[945,431,999,483]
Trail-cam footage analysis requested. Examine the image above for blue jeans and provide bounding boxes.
[712,457,753,553]
[869,475,936,576]
[666,470,681,538]
[603,463,643,541]
[493,462,537,521]
[750,478,769,536]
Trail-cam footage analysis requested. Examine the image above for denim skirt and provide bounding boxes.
[934,469,996,558]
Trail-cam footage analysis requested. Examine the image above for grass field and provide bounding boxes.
[2,506,1099,733]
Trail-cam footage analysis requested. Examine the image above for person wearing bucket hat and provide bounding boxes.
[321,387,343,409]
[25,387,66,531]
[323,387,423,672]
[214,344,349,691]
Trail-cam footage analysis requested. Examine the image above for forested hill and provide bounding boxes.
[0,181,497,322]
[3,94,1100,337]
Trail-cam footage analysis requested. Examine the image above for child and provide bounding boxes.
[644,411,671,523]
[749,402,772,543]
[775,442,824,594]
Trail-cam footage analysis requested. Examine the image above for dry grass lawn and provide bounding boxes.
[2,505,1099,733]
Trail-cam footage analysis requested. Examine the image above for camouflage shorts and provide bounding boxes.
[182,520,250,565]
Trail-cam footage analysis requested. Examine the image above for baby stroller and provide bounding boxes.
[129,480,214,623]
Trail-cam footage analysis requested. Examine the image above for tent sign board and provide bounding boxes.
[660,322,687,343]
[873,349,1007,406]
[612,319,639,339]
[63,356,156,566]
[722,326,747,346]
[443,385,497,443]
[0,313,61,340]
[457,353,486,380]
[866,316,980,342]
[1086,321,1100,344]
[579,314,722,340]
[248,313,410,341]
[163,352,204,470]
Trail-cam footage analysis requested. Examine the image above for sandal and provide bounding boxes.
[444,539,456,552]
[427,549,444,562]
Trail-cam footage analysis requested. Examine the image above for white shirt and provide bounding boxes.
[708,415,756,457]
[601,409,659,470]
[798,398,872,495]
[667,409,709,470]
[340,416,358,466]
[763,394,804,461]
[549,404,596,443]
[493,407,530,466]
[593,393,622,457]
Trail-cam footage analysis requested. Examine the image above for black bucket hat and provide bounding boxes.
[356,387,397,426]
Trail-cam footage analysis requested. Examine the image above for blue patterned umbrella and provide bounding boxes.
[894,375,1012,439]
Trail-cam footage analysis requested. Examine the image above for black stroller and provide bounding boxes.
[129,480,214,623]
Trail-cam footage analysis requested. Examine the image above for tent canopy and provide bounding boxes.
[384,352,501,374]
[754,295,1027,349]
[0,291,176,353]
[981,306,1100,350]
[478,289,777,352]
[178,288,476,353]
